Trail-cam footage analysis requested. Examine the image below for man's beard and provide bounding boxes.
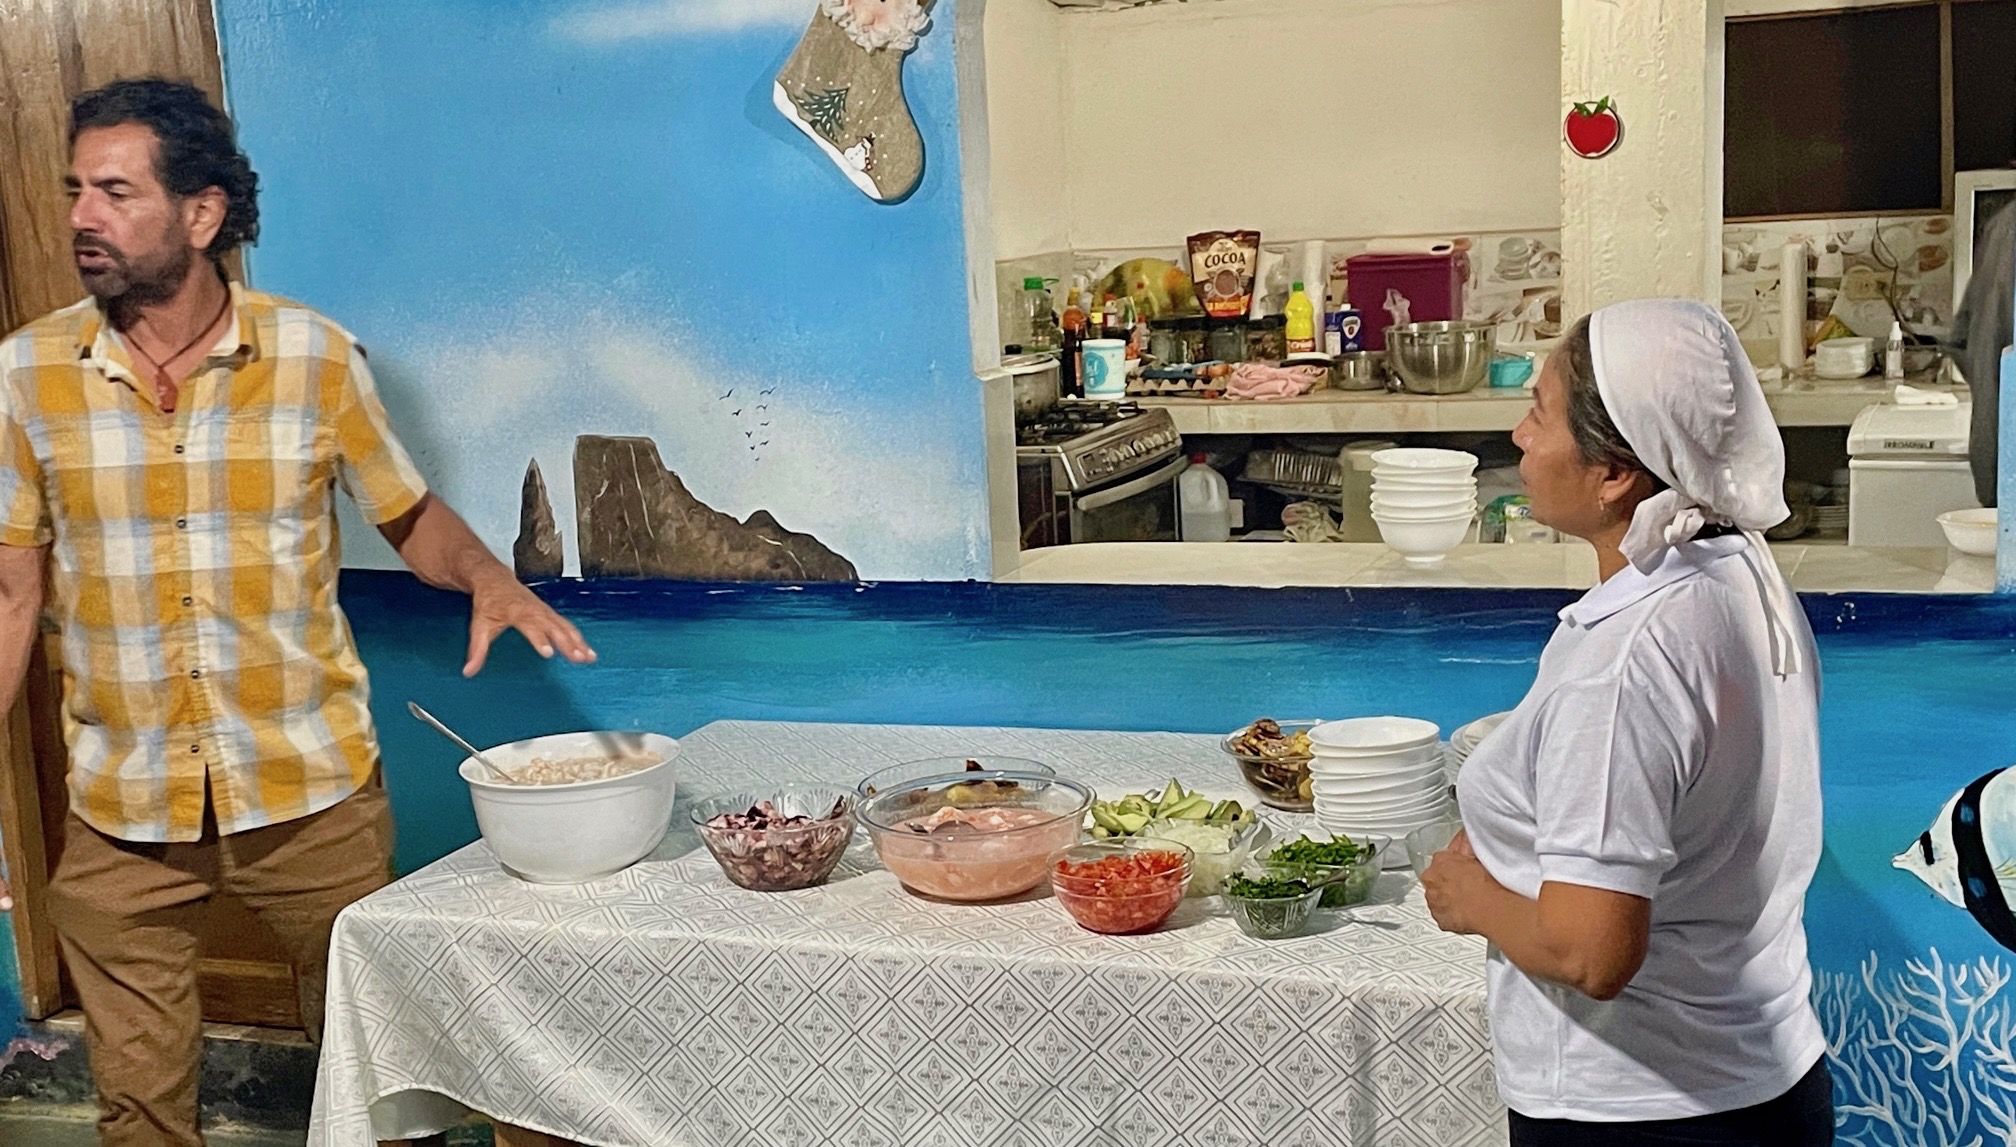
[74,233,193,308]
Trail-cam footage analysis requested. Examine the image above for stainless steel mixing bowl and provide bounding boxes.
[1386,322,1496,395]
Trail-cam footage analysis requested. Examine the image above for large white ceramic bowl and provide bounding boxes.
[1369,447,1479,473]
[1370,500,1478,521]
[1319,784,1451,816]
[459,730,681,884]
[1310,716,1441,752]
[1937,508,1997,556]
[1372,487,1479,510]
[1362,473,1475,491]
[1318,800,1453,834]
[1375,513,1472,564]
[1307,748,1446,779]
[1308,761,1449,794]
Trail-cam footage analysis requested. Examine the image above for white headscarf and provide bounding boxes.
[1587,299,1805,676]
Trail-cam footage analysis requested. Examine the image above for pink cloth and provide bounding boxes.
[1225,363,1328,401]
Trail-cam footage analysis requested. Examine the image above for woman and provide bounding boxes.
[1422,299,1832,1146]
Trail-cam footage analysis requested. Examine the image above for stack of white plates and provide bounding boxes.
[1308,717,1452,862]
[1446,710,1513,778]
[1370,449,1480,566]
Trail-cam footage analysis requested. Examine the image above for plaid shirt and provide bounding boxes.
[0,284,427,842]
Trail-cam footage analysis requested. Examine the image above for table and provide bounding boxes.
[310,722,1503,1147]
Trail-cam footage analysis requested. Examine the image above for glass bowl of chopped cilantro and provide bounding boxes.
[1222,868,1324,939]
[1265,833,1389,908]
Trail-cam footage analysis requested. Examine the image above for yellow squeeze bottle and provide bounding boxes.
[1284,281,1317,355]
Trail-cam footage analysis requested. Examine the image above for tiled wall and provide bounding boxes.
[1721,214,1956,368]
[995,213,1959,369]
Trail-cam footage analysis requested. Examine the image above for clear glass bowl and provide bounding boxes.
[1406,819,1463,877]
[690,786,856,892]
[1221,720,1320,812]
[1222,868,1325,939]
[860,771,1090,902]
[1265,833,1390,908]
[855,756,1056,801]
[1050,839,1193,934]
[1136,817,1272,897]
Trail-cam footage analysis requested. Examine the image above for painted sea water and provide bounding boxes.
[347,575,2016,1143]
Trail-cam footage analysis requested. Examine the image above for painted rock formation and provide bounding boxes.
[571,435,857,581]
[513,461,564,580]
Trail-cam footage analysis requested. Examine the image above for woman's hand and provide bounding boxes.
[1423,842,1500,935]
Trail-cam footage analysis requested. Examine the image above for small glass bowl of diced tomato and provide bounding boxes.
[1049,840,1193,934]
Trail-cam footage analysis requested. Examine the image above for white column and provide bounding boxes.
[1560,0,1726,318]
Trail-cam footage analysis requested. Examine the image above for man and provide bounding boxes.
[0,78,594,1145]
[1949,197,2014,509]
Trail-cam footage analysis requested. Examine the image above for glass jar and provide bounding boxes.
[1147,319,1185,364]
[1206,319,1249,363]
[1176,316,1208,364]
[1247,315,1287,363]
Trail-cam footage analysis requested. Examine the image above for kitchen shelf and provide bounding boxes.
[1138,374,1960,436]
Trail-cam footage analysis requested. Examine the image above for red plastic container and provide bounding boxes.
[1345,252,1470,351]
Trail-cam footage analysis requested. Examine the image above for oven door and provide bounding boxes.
[1069,455,1186,543]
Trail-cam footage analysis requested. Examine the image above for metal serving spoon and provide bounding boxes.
[407,701,515,783]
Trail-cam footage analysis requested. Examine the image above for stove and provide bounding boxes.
[1016,400,1186,548]
[1015,400,1181,491]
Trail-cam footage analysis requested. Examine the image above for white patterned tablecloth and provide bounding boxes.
[309,721,1503,1147]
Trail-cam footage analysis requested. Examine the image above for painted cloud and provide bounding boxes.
[557,0,816,44]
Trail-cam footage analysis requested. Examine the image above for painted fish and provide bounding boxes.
[1895,767,2016,952]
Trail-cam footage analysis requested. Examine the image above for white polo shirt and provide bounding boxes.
[1455,535,1827,1121]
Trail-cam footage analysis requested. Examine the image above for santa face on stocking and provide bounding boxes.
[774,0,935,202]
[823,0,930,52]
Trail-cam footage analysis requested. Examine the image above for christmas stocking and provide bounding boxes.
[773,0,934,202]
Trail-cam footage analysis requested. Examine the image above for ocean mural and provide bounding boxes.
[212,0,990,583]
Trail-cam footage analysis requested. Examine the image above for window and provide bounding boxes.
[1725,1,2016,220]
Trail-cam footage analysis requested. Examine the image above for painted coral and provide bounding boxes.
[1816,949,2016,1146]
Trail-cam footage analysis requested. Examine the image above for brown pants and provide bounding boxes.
[48,780,395,1147]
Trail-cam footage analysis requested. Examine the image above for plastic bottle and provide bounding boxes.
[1885,320,1906,380]
[1178,454,1232,542]
[1284,281,1317,354]
[1060,285,1088,397]
[1102,295,1128,343]
[1021,277,1059,352]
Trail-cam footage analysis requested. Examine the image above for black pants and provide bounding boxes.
[1508,1058,1833,1146]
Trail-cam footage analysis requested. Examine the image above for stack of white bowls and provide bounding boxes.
[1307,717,1452,864]
[1370,448,1480,565]
[1445,710,1513,781]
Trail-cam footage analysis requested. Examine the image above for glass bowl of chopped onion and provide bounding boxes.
[691,786,858,892]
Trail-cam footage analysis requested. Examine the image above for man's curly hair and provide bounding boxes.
[70,79,260,259]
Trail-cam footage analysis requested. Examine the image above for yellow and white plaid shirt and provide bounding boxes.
[0,283,428,842]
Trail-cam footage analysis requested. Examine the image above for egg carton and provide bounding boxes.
[1127,376,1219,396]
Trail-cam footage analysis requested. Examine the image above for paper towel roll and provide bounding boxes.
[1299,240,1329,310]
[1779,240,1808,372]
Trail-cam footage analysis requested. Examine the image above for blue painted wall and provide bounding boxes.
[364,577,2016,1143]
[213,0,989,581]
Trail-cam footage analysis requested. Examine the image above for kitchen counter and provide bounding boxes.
[1004,541,1997,594]
[1137,372,1962,436]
